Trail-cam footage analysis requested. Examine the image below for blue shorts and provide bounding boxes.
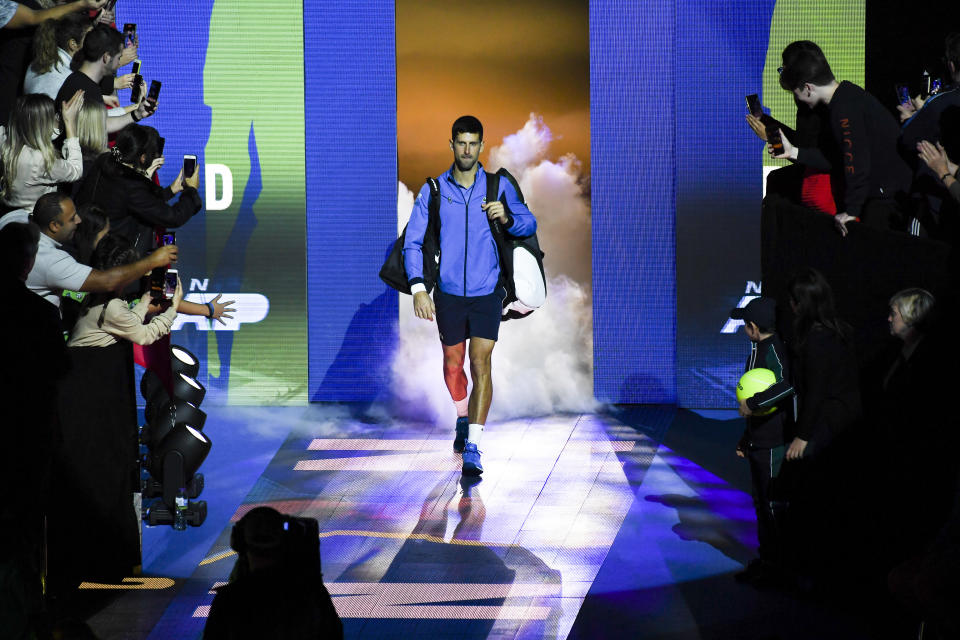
[434,288,504,346]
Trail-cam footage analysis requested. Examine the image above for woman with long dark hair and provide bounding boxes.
[76,123,201,256]
[69,233,183,346]
[70,202,109,265]
[783,267,861,592]
[786,267,860,459]
[48,233,182,592]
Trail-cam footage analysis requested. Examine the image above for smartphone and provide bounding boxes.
[149,266,166,298]
[123,23,136,46]
[164,268,178,300]
[158,137,165,157]
[183,155,197,179]
[931,78,943,95]
[766,125,784,155]
[131,59,141,75]
[106,0,118,10]
[147,80,161,103]
[155,230,175,247]
[921,71,931,98]
[745,93,763,118]
[131,74,143,103]
[895,83,911,105]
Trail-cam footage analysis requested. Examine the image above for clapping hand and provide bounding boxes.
[918,140,957,180]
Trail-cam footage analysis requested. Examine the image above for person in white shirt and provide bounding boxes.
[0,90,84,211]
[23,12,93,100]
[3,191,177,310]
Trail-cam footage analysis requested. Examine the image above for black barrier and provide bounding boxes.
[760,194,956,364]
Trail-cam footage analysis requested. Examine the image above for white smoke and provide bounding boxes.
[391,114,595,421]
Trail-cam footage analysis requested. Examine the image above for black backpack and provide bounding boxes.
[379,168,546,320]
[379,177,441,294]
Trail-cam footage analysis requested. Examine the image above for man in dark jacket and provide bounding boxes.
[732,297,795,586]
[773,41,912,236]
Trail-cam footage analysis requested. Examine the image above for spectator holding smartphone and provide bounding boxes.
[56,24,151,132]
[774,41,912,236]
[23,12,93,100]
[747,43,842,216]
[69,232,183,348]
[0,91,84,212]
[46,232,183,594]
[77,123,201,258]
[747,94,840,215]
[0,0,106,124]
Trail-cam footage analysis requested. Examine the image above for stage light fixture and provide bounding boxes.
[172,372,205,407]
[150,422,211,510]
[172,398,206,430]
[146,398,206,450]
[170,345,200,379]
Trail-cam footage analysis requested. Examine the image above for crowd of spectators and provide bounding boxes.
[753,37,960,243]
[0,1,238,636]
[739,38,960,640]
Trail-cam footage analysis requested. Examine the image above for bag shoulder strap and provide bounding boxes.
[486,171,501,206]
[495,167,525,204]
[426,177,440,225]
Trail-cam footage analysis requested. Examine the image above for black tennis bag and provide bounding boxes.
[484,168,547,320]
[378,177,441,294]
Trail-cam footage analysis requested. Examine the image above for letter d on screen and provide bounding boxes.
[205,164,233,211]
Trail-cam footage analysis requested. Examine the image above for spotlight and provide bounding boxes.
[172,398,206,430]
[146,398,206,450]
[170,345,200,379]
[172,372,205,407]
[150,422,212,520]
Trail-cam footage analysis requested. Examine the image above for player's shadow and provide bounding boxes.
[338,475,564,639]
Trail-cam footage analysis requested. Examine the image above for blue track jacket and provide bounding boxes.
[403,164,537,297]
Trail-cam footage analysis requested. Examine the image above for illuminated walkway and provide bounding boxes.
[78,406,877,639]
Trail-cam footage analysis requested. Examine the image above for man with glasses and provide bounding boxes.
[770,41,911,236]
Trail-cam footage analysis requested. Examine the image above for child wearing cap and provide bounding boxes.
[731,296,796,587]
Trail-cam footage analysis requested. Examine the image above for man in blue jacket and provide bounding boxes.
[403,115,537,477]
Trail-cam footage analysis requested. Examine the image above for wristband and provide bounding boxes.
[131,110,141,122]
[206,301,215,318]
[942,172,954,182]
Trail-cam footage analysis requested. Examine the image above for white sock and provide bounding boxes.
[453,397,468,418]
[467,423,484,445]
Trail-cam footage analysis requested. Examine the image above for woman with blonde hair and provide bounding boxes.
[74,97,106,183]
[1,90,84,211]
